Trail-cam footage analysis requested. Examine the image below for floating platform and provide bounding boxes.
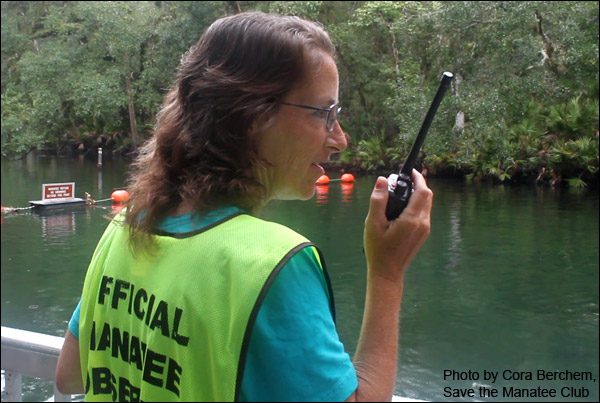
[29,197,86,210]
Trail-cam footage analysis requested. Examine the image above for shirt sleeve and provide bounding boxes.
[239,246,358,402]
[68,299,82,338]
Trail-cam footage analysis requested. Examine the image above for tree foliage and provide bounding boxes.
[2,1,598,186]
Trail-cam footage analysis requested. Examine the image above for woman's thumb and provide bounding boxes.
[368,176,389,219]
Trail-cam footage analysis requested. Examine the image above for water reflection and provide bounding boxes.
[29,205,112,247]
[341,182,354,203]
[315,182,355,206]
[445,197,463,271]
[98,168,103,193]
[315,184,329,205]
[39,211,77,242]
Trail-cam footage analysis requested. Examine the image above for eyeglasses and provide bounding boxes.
[280,102,342,132]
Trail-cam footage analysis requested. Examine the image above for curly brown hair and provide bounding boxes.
[123,12,335,250]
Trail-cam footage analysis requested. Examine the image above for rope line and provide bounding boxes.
[2,192,116,214]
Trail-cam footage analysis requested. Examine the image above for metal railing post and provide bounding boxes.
[1,326,72,402]
[4,371,23,402]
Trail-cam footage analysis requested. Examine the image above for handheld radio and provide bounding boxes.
[385,72,453,221]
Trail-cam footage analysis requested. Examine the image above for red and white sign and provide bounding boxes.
[42,182,75,200]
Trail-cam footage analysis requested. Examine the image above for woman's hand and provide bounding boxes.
[363,170,433,284]
[348,170,432,402]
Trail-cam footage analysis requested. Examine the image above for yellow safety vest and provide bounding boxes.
[79,213,331,401]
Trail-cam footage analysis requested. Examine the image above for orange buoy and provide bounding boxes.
[316,175,330,185]
[341,173,355,182]
[111,189,130,203]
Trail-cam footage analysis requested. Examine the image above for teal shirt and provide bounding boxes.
[69,208,357,401]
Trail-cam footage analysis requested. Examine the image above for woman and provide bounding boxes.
[56,11,432,402]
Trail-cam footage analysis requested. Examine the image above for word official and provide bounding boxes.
[98,275,189,346]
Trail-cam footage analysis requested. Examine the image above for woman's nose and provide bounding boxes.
[327,121,348,152]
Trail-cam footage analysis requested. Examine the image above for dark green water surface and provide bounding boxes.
[1,154,598,402]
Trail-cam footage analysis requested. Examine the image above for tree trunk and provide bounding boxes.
[452,74,465,137]
[125,72,139,148]
[388,24,400,86]
[535,10,559,75]
[454,111,465,135]
[69,115,82,142]
[227,1,241,14]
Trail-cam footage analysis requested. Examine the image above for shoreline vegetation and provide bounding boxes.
[2,2,598,188]
[19,145,599,190]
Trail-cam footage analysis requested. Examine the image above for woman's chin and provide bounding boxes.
[298,181,317,200]
[272,183,315,201]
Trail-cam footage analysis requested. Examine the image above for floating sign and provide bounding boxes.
[42,182,75,200]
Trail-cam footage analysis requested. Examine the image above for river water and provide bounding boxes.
[1,153,598,402]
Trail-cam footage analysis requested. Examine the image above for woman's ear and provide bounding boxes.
[250,110,277,137]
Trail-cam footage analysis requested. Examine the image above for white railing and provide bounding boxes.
[1,325,425,402]
[1,326,71,402]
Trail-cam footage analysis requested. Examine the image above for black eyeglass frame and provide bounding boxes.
[280,102,342,132]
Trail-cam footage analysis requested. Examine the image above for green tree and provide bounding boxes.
[2,1,598,186]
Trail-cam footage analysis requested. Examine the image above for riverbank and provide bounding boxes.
[322,160,599,189]
[7,145,598,190]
